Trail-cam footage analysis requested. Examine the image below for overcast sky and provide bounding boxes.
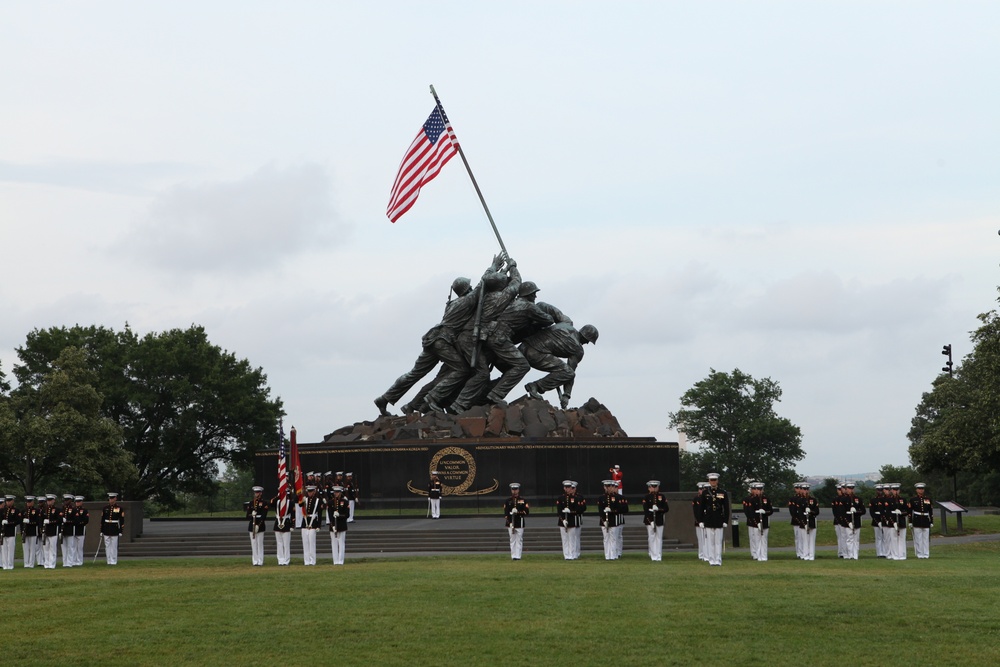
[2,3,998,477]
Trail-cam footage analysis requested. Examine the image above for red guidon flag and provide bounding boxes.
[386,105,458,222]
[290,426,304,509]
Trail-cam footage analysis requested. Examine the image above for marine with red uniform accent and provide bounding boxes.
[556,480,586,560]
[40,494,60,568]
[0,494,21,570]
[692,482,708,561]
[870,484,886,558]
[910,483,933,559]
[699,473,730,566]
[100,492,125,565]
[299,485,325,566]
[327,485,350,565]
[246,486,269,566]
[21,496,42,568]
[597,480,628,560]
[641,480,669,561]
[742,482,773,561]
[885,483,909,560]
[503,483,529,560]
[345,472,358,522]
[841,482,866,560]
[610,465,623,496]
[428,471,443,519]
[69,495,89,567]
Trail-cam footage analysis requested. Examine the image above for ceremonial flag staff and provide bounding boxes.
[428,85,509,258]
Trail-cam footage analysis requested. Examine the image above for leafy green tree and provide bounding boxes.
[0,347,132,495]
[12,324,282,506]
[669,368,804,494]
[909,290,1000,498]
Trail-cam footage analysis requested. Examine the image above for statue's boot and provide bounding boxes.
[374,395,390,416]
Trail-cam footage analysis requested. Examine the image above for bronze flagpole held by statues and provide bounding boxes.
[429,85,509,259]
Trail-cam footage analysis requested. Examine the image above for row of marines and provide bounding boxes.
[243,479,672,565]
[0,492,125,569]
[692,477,935,565]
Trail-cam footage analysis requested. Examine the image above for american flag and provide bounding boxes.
[276,420,289,522]
[386,105,458,222]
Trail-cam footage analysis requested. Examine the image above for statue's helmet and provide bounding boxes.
[483,271,508,291]
[579,324,599,345]
[518,281,540,298]
[451,277,472,296]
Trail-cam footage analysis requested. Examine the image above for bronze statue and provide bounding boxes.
[520,323,598,409]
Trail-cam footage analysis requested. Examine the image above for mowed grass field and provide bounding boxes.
[4,541,999,667]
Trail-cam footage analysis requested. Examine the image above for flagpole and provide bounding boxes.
[429,85,509,258]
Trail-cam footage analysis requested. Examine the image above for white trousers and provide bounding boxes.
[330,530,346,565]
[646,523,663,561]
[23,535,39,568]
[560,525,573,559]
[888,527,907,560]
[249,531,265,565]
[348,500,356,522]
[697,525,706,561]
[704,527,723,565]
[835,524,845,557]
[795,527,816,560]
[614,524,624,558]
[61,536,73,567]
[274,531,291,565]
[43,536,58,568]
[874,526,885,557]
[103,535,120,565]
[912,527,930,559]
[748,526,768,561]
[76,535,87,565]
[429,498,440,519]
[844,526,860,560]
[0,535,15,569]
[301,528,318,565]
[508,527,523,559]
[559,524,581,559]
[601,525,616,560]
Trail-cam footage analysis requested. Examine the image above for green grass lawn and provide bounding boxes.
[4,542,999,667]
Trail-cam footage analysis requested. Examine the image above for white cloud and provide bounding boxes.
[117,163,349,273]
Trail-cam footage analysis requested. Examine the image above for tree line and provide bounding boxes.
[0,324,282,507]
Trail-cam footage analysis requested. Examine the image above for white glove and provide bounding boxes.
[44,519,50,525]
[894,509,902,515]
[849,507,856,514]
[698,522,705,528]
[604,507,611,514]
[723,523,728,528]
[803,508,810,515]
[650,505,659,512]
[562,507,571,514]
[757,509,766,514]
[23,518,29,523]
[251,512,257,518]
[333,511,340,518]
[510,508,517,515]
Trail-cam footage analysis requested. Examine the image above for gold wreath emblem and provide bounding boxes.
[406,446,499,496]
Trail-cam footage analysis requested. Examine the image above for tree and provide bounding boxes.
[669,368,804,494]
[0,347,133,495]
[12,324,283,506]
[909,290,1000,481]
